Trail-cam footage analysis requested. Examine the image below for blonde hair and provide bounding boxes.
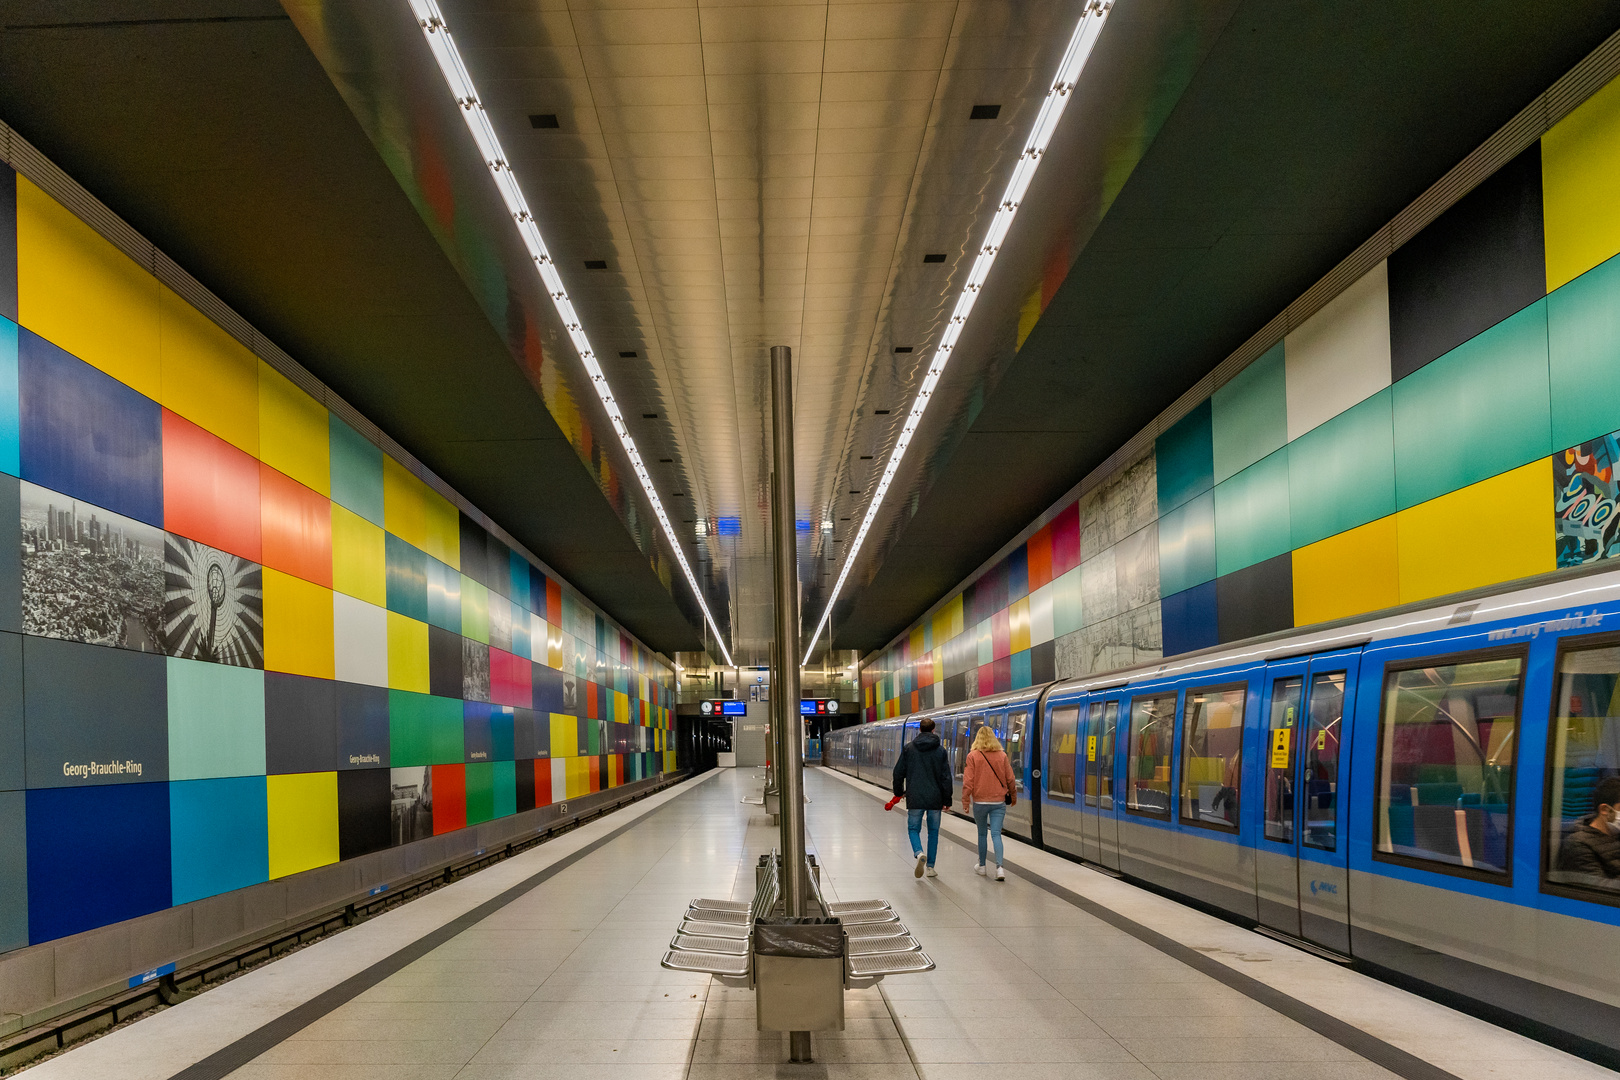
[971,726,1003,754]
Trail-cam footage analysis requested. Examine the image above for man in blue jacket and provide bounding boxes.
[893,718,953,878]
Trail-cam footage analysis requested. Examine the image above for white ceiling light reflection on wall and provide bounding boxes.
[405,0,734,668]
[802,0,1116,666]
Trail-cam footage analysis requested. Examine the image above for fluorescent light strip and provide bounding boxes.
[407,0,735,668]
[803,0,1115,667]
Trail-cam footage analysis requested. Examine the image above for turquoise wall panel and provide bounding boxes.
[1157,489,1215,596]
[385,533,430,622]
[1155,400,1213,515]
[1393,299,1551,509]
[1548,251,1620,450]
[1287,388,1396,548]
[0,318,16,477]
[425,557,461,632]
[167,658,265,781]
[1212,342,1286,483]
[169,776,268,905]
[329,416,384,525]
[1213,448,1291,576]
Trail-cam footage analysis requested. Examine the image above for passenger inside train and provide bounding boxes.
[1556,775,1620,886]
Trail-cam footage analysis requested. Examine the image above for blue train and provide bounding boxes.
[824,562,1620,1066]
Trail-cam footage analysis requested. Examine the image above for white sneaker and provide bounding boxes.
[914,852,926,878]
[975,863,987,876]
[995,866,1006,881]
[926,866,938,878]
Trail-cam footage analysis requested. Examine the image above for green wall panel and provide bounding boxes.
[1052,566,1083,638]
[1548,250,1620,450]
[329,415,384,526]
[493,759,516,818]
[1155,400,1213,515]
[389,690,463,766]
[465,761,494,825]
[1212,342,1287,484]
[1157,489,1215,596]
[1393,299,1551,509]
[1288,388,1396,548]
[1214,447,1291,576]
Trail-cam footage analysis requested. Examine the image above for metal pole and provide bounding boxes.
[768,345,811,1064]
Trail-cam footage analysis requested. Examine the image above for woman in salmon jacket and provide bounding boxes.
[961,725,1017,881]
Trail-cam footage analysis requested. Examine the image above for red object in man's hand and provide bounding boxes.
[884,794,903,811]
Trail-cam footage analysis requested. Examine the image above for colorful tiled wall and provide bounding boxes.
[862,70,1620,723]
[0,165,675,952]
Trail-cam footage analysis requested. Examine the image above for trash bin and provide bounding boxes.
[753,917,845,1031]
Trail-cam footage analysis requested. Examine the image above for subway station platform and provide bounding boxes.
[22,767,1620,1080]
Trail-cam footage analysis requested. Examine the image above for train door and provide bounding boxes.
[1084,696,1123,870]
[1255,648,1360,952]
[1004,707,1034,838]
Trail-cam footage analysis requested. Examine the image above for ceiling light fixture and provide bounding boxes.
[802,0,1115,667]
[406,0,735,668]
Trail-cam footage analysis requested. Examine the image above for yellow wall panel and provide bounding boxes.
[1396,461,1554,605]
[263,568,335,679]
[159,286,259,454]
[422,489,460,569]
[550,713,578,758]
[259,362,330,495]
[1009,596,1032,654]
[266,772,339,879]
[331,504,386,606]
[15,176,161,398]
[1292,516,1400,626]
[1544,75,1620,290]
[387,612,430,693]
[383,456,429,550]
[568,757,589,799]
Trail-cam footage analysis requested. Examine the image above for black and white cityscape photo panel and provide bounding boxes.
[19,480,165,652]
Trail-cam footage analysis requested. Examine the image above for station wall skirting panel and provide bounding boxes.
[862,61,1620,725]
[0,139,678,993]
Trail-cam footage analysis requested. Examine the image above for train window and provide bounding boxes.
[1545,641,1620,899]
[1007,711,1028,794]
[1126,693,1177,817]
[954,715,979,780]
[1264,677,1304,843]
[1375,654,1523,877]
[1303,672,1346,851]
[1092,701,1119,809]
[1048,705,1080,801]
[1180,684,1245,829]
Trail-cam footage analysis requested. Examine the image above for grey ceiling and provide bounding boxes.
[2,0,1615,664]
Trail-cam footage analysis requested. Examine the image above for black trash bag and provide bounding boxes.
[753,916,844,958]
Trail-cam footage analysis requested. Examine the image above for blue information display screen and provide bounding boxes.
[800,699,842,715]
[700,700,747,716]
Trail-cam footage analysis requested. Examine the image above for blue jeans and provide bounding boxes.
[973,802,1006,867]
[907,809,941,866]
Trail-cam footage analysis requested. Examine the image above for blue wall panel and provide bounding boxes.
[169,776,268,906]
[27,783,170,943]
[18,330,162,526]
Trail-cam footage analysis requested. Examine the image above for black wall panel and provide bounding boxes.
[533,662,565,715]
[428,624,462,699]
[0,164,16,323]
[942,671,967,706]
[1215,555,1293,644]
[264,671,338,774]
[336,768,391,860]
[1030,639,1056,686]
[335,681,388,770]
[512,706,540,760]
[1388,144,1546,381]
[457,512,488,587]
[515,758,535,813]
[23,636,166,787]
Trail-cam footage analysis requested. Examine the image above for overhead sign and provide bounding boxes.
[699,700,747,716]
[799,699,842,716]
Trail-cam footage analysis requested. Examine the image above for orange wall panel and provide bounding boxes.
[163,409,261,561]
[260,463,332,587]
